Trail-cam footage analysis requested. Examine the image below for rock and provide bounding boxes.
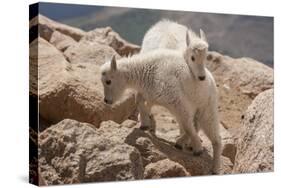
[39,118,235,185]
[100,120,165,166]
[39,119,144,185]
[144,159,190,179]
[64,40,119,65]
[64,27,141,65]
[81,27,140,56]
[39,171,47,186]
[30,38,136,129]
[31,17,77,52]
[220,125,236,164]
[207,52,273,96]
[38,23,53,41]
[30,14,86,41]
[135,137,167,166]
[233,89,273,173]
[49,30,77,52]
[29,37,70,96]
[100,120,233,175]
[206,51,273,129]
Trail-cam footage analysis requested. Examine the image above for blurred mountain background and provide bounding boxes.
[39,2,273,67]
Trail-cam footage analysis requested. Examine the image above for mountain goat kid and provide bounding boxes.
[139,20,211,132]
[100,49,221,174]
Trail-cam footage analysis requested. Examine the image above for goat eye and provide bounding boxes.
[106,80,111,85]
[191,56,195,62]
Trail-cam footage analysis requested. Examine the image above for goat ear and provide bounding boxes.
[200,29,207,42]
[186,31,190,46]
[110,55,117,71]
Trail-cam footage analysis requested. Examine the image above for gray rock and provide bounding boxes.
[233,89,273,173]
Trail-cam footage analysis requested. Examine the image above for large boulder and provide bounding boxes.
[30,14,86,41]
[144,159,190,179]
[39,118,236,185]
[49,30,77,52]
[100,120,233,175]
[81,27,140,56]
[206,52,273,129]
[64,27,141,65]
[39,119,144,185]
[29,37,70,97]
[64,40,119,65]
[30,16,78,52]
[233,89,273,173]
[30,37,136,129]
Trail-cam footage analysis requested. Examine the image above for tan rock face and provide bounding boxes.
[81,27,140,56]
[29,37,70,96]
[64,41,119,65]
[206,51,273,129]
[233,89,273,173]
[49,30,77,52]
[30,16,79,53]
[100,120,233,176]
[39,119,235,184]
[39,119,144,185]
[31,37,136,129]
[144,159,190,179]
[64,26,141,65]
[30,14,86,41]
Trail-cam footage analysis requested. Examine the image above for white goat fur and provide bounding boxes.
[139,20,221,173]
[100,48,221,173]
[141,19,208,53]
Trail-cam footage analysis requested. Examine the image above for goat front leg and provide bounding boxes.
[200,112,222,174]
[175,126,191,150]
[180,111,203,156]
[136,93,154,132]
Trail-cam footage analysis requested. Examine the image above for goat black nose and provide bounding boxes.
[198,76,206,81]
[104,98,108,103]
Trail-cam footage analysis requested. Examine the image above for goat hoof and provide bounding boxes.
[174,143,183,150]
[193,150,203,156]
[140,126,150,131]
[211,171,218,175]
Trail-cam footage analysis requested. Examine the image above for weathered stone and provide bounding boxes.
[233,89,273,173]
[144,159,190,179]
[30,14,86,41]
[39,119,144,185]
[81,27,140,56]
[30,38,136,130]
[49,30,77,52]
[64,40,119,65]
[206,51,273,129]
[100,120,233,175]
[233,89,274,173]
